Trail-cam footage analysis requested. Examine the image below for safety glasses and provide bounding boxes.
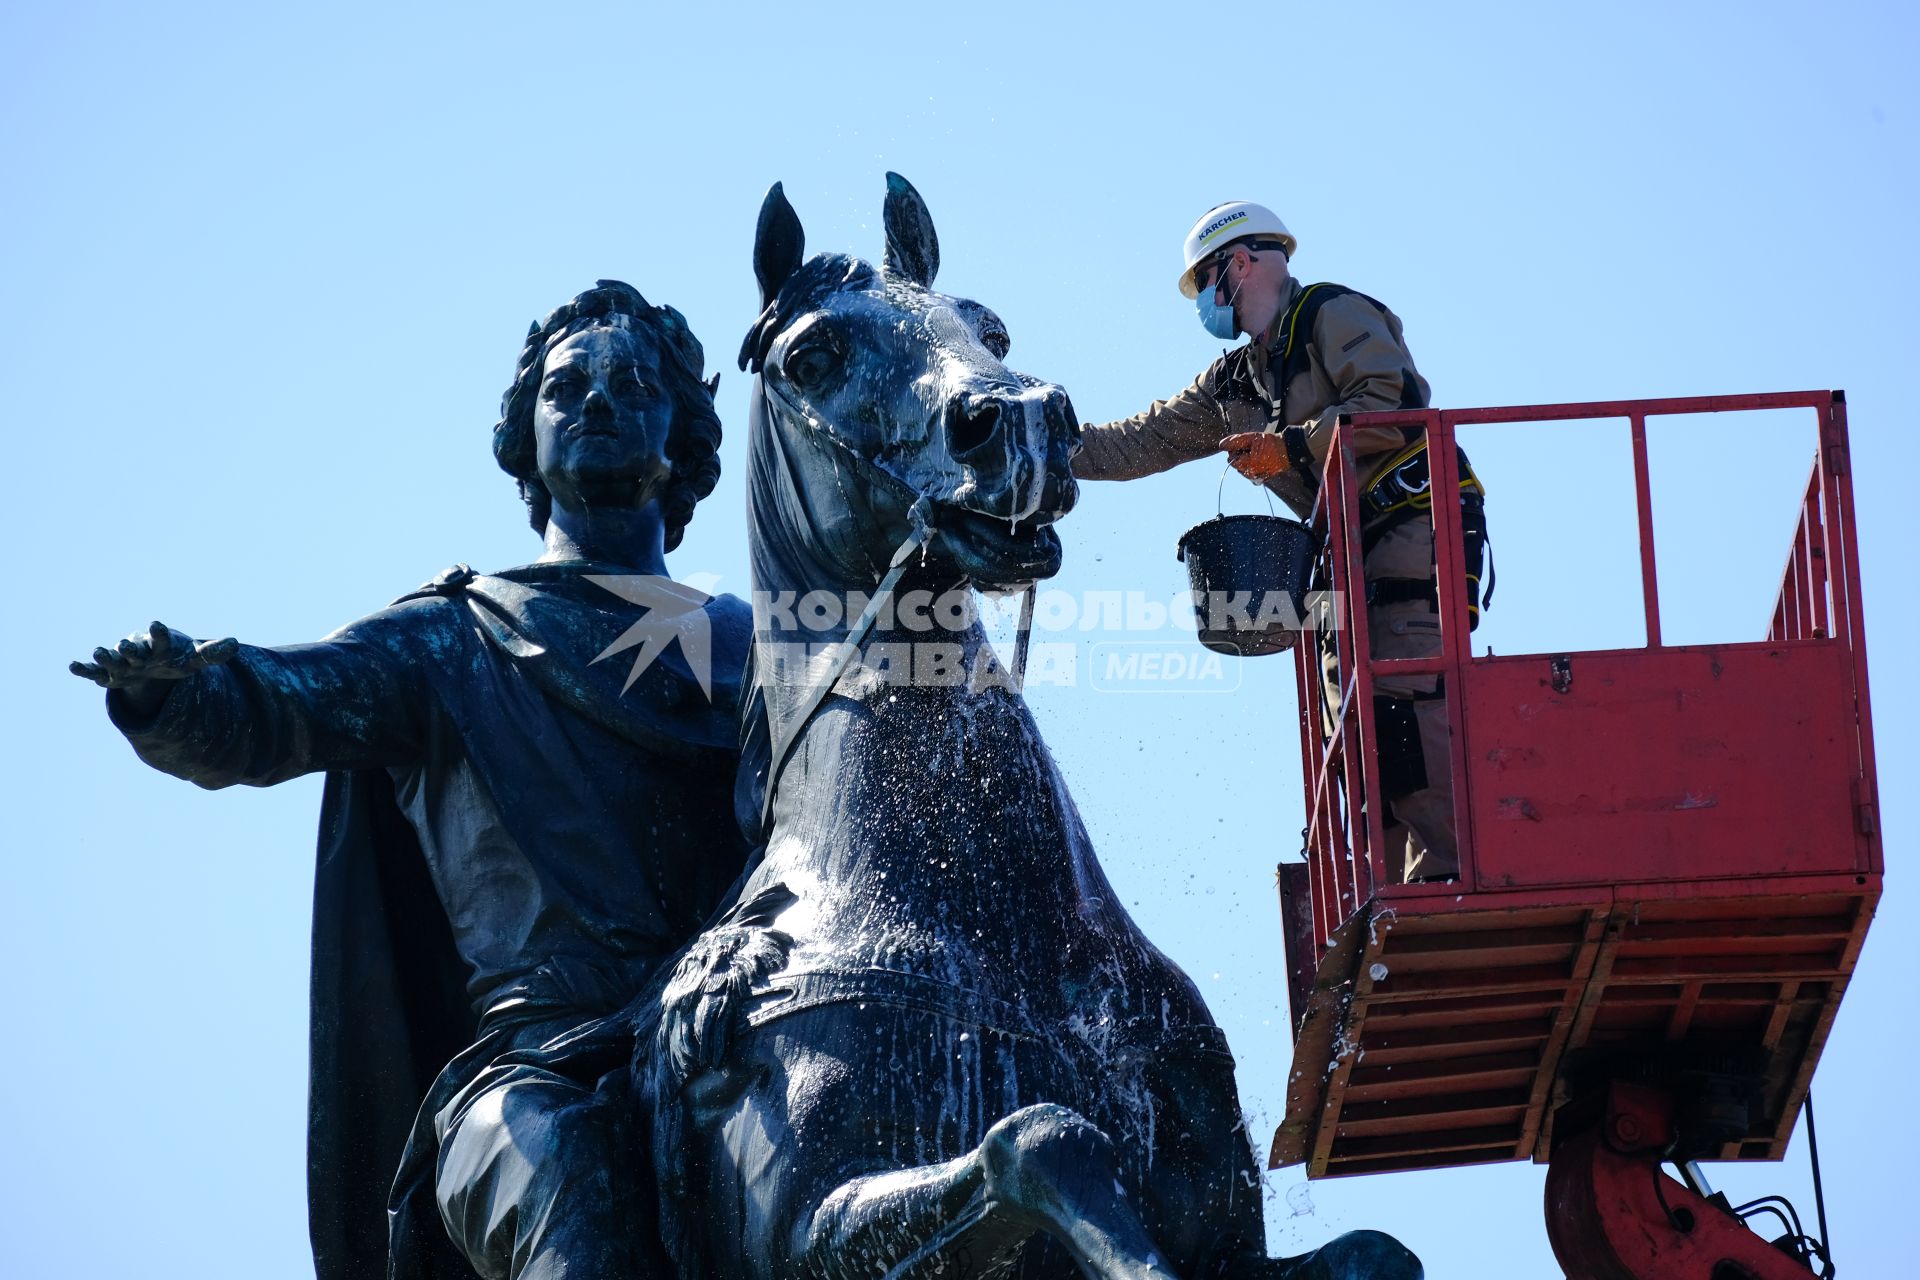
[1194,252,1233,295]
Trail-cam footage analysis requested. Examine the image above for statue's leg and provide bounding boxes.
[435,1062,664,1280]
[801,1103,1179,1280]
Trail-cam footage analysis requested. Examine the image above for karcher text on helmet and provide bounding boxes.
[1178,201,1295,298]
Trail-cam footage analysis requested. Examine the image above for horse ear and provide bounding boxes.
[882,172,939,287]
[753,182,805,307]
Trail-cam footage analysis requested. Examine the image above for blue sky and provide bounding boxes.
[4,2,1915,1275]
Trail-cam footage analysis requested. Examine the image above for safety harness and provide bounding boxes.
[1356,437,1495,626]
[1260,282,1493,625]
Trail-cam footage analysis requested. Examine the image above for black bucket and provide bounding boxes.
[1176,513,1318,656]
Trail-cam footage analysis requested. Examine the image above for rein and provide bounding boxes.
[754,379,1038,829]
[757,378,932,829]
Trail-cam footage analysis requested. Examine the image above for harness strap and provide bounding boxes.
[1366,575,1481,626]
[1464,492,1495,611]
[1367,577,1443,607]
[1358,437,1486,527]
[1265,283,1342,496]
[1362,493,1491,628]
[1273,284,1343,414]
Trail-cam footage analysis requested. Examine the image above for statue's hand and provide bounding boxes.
[69,622,238,717]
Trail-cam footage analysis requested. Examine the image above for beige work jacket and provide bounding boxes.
[1072,278,1431,518]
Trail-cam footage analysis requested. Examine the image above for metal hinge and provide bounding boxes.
[1854,779,1879,837]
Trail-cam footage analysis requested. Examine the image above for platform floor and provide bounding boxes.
[1270,874,1878,1178]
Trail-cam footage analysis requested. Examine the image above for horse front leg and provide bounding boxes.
[1223,1232,1424,1280]
[801,1103,1179,1280]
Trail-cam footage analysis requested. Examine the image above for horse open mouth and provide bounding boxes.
[937,505,1064,587]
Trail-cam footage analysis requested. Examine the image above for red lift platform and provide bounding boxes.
[1271,392,1879,1279]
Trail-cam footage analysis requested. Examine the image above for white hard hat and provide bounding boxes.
[1177,201,1296,297]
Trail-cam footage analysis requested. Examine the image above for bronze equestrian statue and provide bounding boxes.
[72,184,1423,1279]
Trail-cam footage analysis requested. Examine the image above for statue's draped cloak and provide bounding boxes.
[110,563,751,1280]
[311,766,471,1280]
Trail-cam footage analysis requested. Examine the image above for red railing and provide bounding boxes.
[1291,391,1872,956]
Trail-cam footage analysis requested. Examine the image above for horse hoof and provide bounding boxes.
[1314,1229,1424,1280]
[979,1103,1115,1226]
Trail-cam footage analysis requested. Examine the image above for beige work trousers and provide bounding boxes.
[1321,518,1458,883]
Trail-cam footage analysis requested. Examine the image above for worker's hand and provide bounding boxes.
[1220,432,1290,483]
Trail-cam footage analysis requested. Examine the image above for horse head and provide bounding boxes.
[739,173,1079,596]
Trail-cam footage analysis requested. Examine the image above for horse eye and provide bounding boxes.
[784,341,844,390]
[979,327,1011,360]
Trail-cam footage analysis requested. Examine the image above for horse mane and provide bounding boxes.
[737,253,881,374]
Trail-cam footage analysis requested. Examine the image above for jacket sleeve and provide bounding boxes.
[107,620,431,790]
[1298,292,1430,469]
[1071,372,1234,481]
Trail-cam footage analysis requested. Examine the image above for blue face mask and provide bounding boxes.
[1195,273,1240,339]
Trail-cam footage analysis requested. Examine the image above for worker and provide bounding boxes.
[1071,200,1487,883]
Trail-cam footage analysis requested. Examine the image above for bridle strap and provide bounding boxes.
[757,377,939,828]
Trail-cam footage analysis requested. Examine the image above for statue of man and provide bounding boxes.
[71,281,752,1280]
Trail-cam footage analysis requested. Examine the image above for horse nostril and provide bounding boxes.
[946,395,1001,458]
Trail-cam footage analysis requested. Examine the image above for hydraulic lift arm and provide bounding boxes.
[1546,1083,1832,1280]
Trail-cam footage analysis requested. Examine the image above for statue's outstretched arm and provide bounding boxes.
[72,619,429,789]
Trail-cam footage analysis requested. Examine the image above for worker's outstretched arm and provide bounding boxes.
[1072,373,1240,482]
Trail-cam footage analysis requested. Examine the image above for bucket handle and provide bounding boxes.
[1216,458,1279,518]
